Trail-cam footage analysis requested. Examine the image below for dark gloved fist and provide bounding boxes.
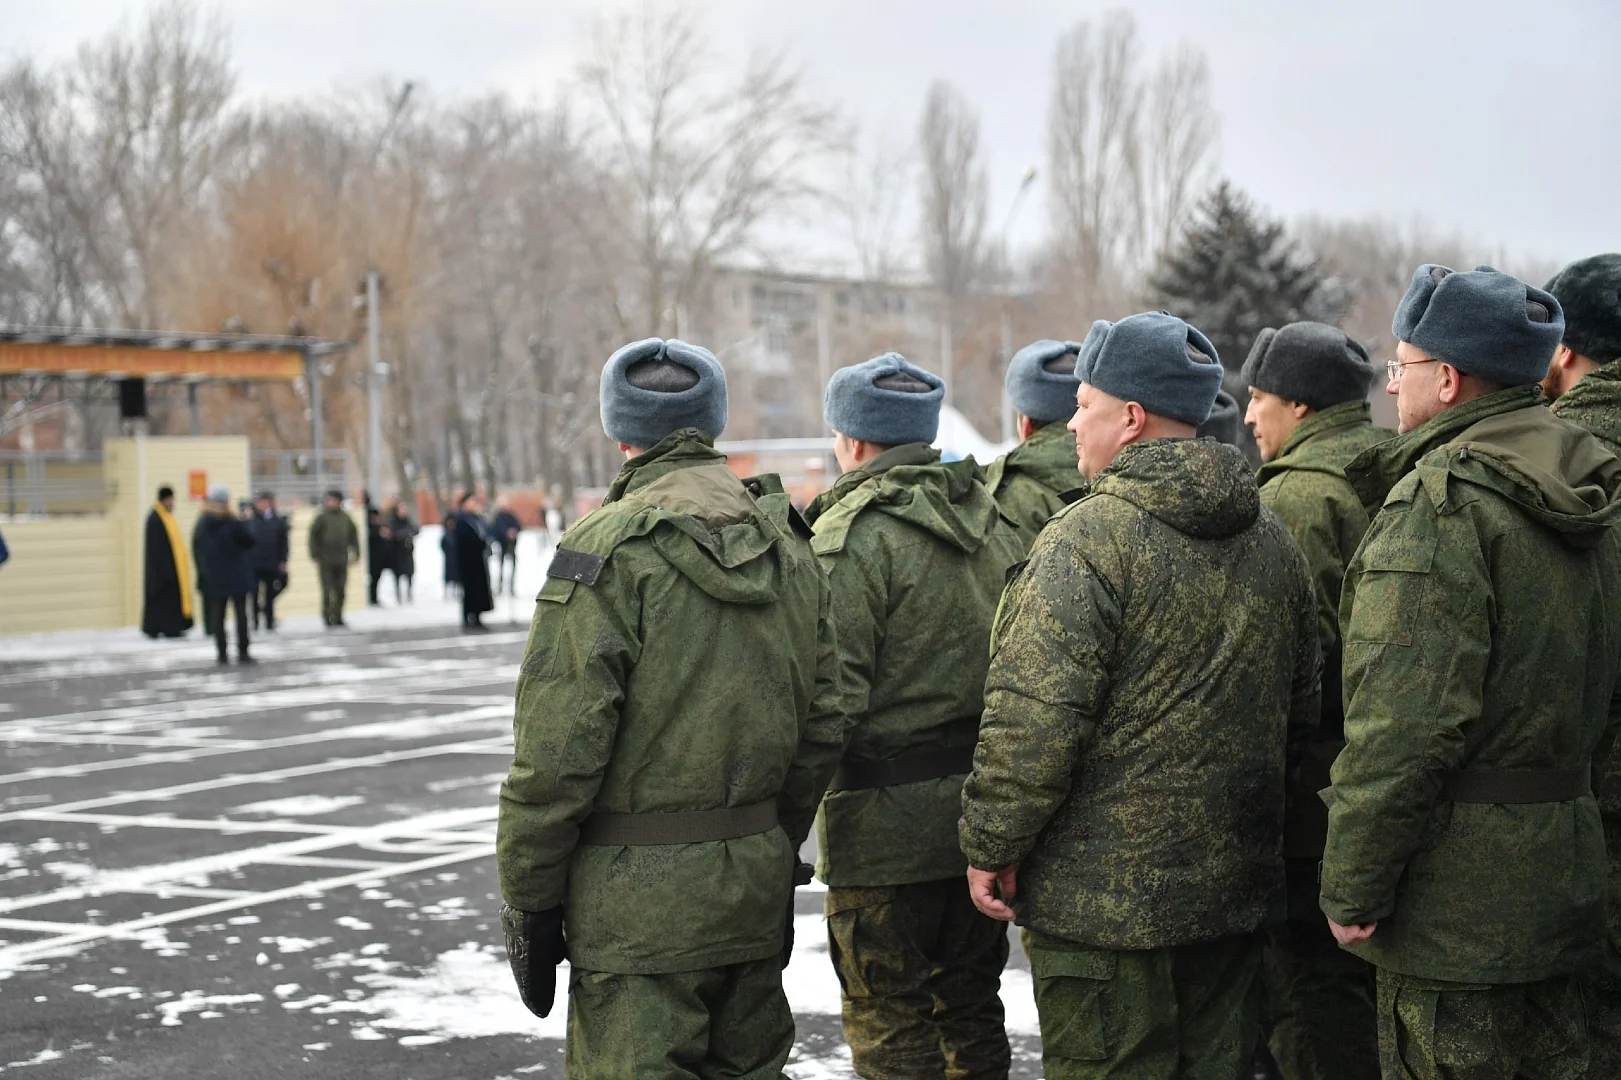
[782,860,815,969]
[501,903,566,1018]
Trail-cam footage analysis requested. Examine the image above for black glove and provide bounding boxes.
[782,860,815,969]
[501,904,565,1018]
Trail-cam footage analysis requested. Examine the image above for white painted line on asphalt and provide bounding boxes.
[0,704,514,787]
[0,734,510,816]
[0,847,492,970]
[0,807,495,915]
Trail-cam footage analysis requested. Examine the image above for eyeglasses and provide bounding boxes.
[1386,357,1439,382]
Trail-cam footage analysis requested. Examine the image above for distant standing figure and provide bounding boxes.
[309,490,360,628]
[387,500,417,603]
[142,485,194,639]
[490,500,520,596]
[366,497,391,606]
[192,484,257,665]
[441,513,460,597]
[453,491,494,631]
[247,491,290,632]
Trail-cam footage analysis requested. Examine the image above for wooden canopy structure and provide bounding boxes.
[0,325,352,488]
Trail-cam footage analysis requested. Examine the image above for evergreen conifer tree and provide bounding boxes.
[1147,181,1344,374]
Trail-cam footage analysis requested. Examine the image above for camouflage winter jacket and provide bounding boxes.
[960,437,1322,950]
[984,421,1084,552]
[1551,359,1621,968]
[1551,358,1621,456]
[804,443,1023,888]
[1255,400,1391,859]
[496,430,842,975]
[1322,387,1621,983]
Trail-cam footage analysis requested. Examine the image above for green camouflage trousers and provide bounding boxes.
[565,958,793,1080]
[826,877,1010,1080]
[1588,959,1621,1080]
[1375,970,1587,1080]
[1022,927,1262,1080]
[318,562,347,623]
[1263,859,1379,1079]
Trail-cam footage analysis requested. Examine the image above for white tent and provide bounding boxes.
[934,405,1014,465]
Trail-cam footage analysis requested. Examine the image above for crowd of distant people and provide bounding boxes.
[139,484,562,658]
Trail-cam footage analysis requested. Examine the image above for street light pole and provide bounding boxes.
[365,82,414,503]
[999,167,1038,444]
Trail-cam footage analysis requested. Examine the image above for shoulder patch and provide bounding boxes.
[547,548,606,586]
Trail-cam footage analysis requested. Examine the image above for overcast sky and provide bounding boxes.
[12,0,1621,269]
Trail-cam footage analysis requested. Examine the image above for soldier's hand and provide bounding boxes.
[781,860,814,969]
[501,904,566,1018]
[967,864,1019,922]
[1326,917,1376,946]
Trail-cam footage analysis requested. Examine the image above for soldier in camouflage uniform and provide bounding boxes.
[1323,265,1621,1079]
[984,336,1088,550]
[807,352,1024,1080]
[1540,254,1621,1079]
[497,338,843,1079]
[960,311,1322,1080]
[1241,322,1388,1080]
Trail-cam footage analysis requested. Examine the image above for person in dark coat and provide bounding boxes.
[490,500,521,596]
[385,498,417,603]
[142,485,194,638]
[247,491,290,632]
[452,491,494,631]
[441,510,460,596]
[365,495,391,606]
[192,484,257,665]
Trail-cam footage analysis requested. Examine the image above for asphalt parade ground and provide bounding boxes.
[0,612,1041,1078]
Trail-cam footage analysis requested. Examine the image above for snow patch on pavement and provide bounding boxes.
[231,795,365,817]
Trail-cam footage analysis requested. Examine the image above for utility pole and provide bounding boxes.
[365,82,414,503]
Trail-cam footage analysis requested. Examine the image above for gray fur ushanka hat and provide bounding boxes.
[1545,254,1621,364]
[1077,312,1223,427]
[1391,265,1564,385]
[824,352,945,446]
[1241,321,1374,410]
[599,337,728,448]
[1006,339,1083,424]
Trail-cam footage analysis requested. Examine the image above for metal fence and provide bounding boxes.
[0,456,114,517]
[250,448,356,505]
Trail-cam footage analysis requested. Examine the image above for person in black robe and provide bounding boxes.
[142,485,194,638]
[452,491,494,632]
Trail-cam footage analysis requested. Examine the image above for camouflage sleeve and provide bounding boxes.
[1262,474,1346,665]
[959,531,1118,871]
[818,534,888,743]
[496,554,640,913]
[1278,516,1323,746]
[777,569,846,849]
[1319,487,1486,926]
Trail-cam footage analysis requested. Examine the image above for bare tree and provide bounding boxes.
[839,126,916,282]
[918,81,988,304]
[1138,45,1219,260]
[1046,11,1143,309]
[579,3,843,337]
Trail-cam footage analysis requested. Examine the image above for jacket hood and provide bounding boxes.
[810,442,1006,554]
[1348,385,1621,547]
[1091,437,1260,540]
[994,421,1085,496]
[1550,358,1621,451]
[599,428,784,604]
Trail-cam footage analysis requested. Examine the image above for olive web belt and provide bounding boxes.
[830,745,977,792]
[1440,765,1591,804]
[577,800,778,846]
